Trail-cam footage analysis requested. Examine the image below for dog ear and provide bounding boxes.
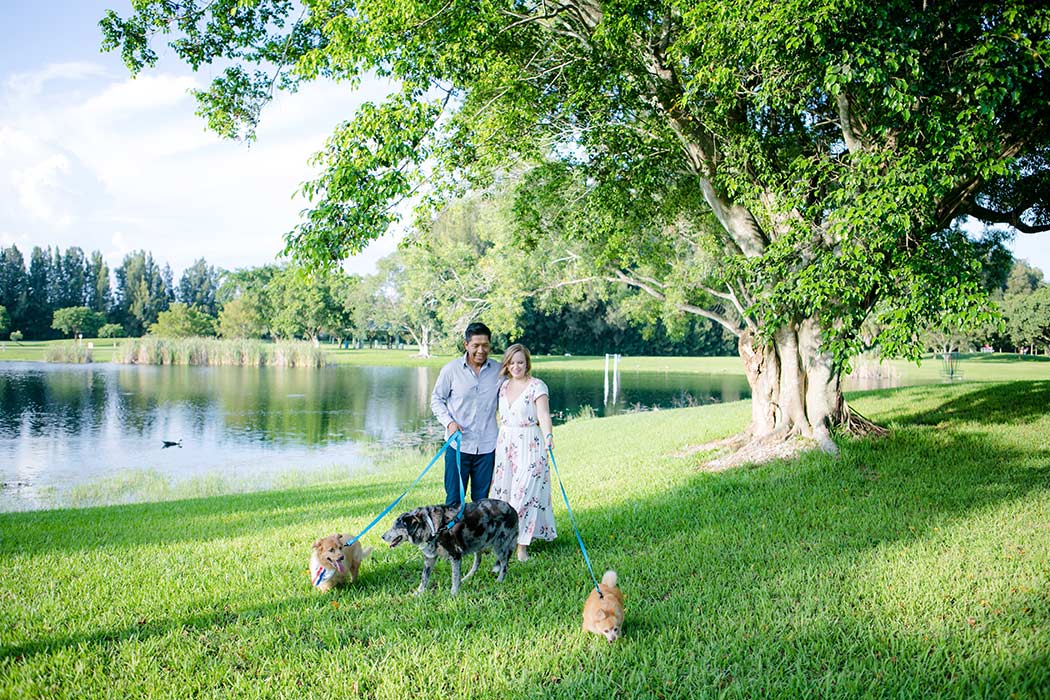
[336,533,344,545]
[594,609,607,620]
[406,514,423,539]
[312,538,323,549]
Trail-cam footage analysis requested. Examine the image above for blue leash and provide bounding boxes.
[548,445,603,598]
[343,431,463,549]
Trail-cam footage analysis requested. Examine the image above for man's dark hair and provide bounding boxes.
[464,322,491,342]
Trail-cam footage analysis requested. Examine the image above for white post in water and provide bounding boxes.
[612,353,620,403]
[603,353,610,404]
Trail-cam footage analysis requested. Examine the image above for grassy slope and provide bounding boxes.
[1,382,1048,699]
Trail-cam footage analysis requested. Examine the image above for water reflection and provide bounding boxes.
[0,362,753,511]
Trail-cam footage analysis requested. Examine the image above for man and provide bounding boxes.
[430,322,502,506]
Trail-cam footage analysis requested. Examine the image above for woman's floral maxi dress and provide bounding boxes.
[489,377,557,546]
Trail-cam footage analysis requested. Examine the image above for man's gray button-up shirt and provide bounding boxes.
[430,354,502,454]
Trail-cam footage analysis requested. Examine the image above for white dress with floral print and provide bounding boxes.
[489,377,556,546]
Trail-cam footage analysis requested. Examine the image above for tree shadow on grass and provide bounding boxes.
[891,380,1050,426]
[966,353,1050,364]
[507,385,1050,696]
[0,479,439,556]
[2,383,1047,697]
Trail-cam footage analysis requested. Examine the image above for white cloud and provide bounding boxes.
[74,72,199,119]
[0,230,32,249]
[5,62,109,99]
[14,153,73,226]
[1,59,401,278]
[106,231,132,268]
[0,125,35,155]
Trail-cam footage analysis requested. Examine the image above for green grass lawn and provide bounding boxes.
[0,339,126,363]
[328,346,1050,383]
[1,382,1047,699]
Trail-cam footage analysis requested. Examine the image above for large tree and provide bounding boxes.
[0,246,28,333]
[53,247,88,311]
[52,306,105,339]
[149,302,218,337]
[268,265,355,343]
[114,250,172,336]
[25,247,54,340]
[85,251,112,315]
[177,258,222,316]
[1002,286,1050,354]
[103,0,1050,458]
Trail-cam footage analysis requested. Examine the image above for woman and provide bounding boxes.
[488,343,556,561]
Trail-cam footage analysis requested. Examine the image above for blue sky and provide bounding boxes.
[0,1,398,279]
[1,1,1046,282]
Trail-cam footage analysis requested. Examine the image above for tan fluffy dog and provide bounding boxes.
[310,534,372,592]
[582,570,625,642]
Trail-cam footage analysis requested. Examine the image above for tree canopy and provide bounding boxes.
[51,306,105,339]
[149,302,218,338]
[102,0,1050,454]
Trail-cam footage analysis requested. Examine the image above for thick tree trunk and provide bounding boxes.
[738,322,840,455]
[733,315,893,465]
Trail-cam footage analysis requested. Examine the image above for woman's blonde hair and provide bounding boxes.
[499,343,532,379]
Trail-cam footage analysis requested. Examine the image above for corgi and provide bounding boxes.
[310,534,372,592]
[582,570,624,642]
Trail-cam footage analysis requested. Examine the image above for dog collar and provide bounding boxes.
[312,566,328,587]
[425,513,438,538]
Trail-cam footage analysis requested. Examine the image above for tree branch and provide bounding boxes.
[609,270,741,336]
[966,202,1050,234]
[835,90,866,153]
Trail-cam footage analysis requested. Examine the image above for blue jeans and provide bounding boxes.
[444,449,495,506]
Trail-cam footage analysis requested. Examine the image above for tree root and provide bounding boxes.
[680,405,889,472]
[838,405,890,438]
[687,432,819,472]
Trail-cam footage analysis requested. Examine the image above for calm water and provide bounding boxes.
[0,362,751,510]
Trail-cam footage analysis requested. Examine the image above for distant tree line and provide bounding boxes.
[0,246,217,341]
[1,229,1047,356]
[0,237,735,355]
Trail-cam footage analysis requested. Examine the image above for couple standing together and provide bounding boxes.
[430,322,556,562]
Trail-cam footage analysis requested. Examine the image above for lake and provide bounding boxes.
[0,361,752,511]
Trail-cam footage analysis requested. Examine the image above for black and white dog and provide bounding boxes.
[381,498,518,595]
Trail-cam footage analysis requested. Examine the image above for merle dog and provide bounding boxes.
[381,498,518,595]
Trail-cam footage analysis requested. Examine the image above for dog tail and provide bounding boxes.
[361,546,373,559]
[601,570,618,587]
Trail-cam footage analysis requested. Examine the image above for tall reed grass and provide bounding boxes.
[115,337,327,367]
[43,342,93,363]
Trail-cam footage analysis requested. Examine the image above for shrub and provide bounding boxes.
[98,323,126,338]
[149,303,218,338]
[52,306,105,338]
